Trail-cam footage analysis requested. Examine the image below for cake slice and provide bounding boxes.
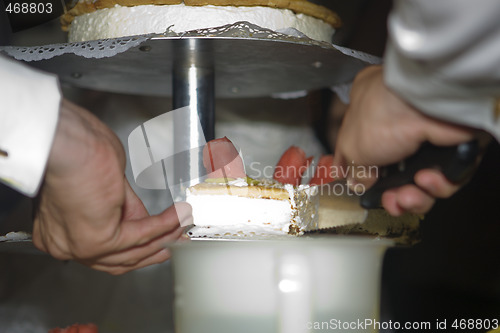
[186,178,318,238]
[185,137,319,238]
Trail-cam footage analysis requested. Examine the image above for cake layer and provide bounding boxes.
[186,194,293,231]
[67,3,336,42]
[62,0,342,30]
[185,179,319,237]
[186,181,293,231]
[187,182,290,200]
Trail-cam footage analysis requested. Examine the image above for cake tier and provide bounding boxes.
[66,3,336,42]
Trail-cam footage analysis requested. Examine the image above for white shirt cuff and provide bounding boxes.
[384,43,500,142]
[0,56,61,197]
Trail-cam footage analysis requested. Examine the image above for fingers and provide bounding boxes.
[82,225,186,268]
[414,169,461,198]
[379,168,461,216]
[88,248,172,275]
[382,185,435,216]
[110,202,192,251]
[102,226,185,266]
[81,202,192,275]
[92,234,190,275]
[32,216,73,261]
[173,202,195,227]
[121,179,149,221]
[34,200,192,271]
[423,116,475,147]
[203,137,246,179]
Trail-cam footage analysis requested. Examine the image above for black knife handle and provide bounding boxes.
[359,140,480,209]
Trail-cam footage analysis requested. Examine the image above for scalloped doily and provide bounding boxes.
[0,22,381,65]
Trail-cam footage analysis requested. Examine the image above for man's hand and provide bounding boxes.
[333,66,476,216]
[33,99,192,275]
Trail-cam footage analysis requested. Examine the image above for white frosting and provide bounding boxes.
[186,194,293,233]
[185,180,319,238]
[68,3,334,43]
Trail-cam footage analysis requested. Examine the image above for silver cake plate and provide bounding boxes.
[1,22,380,98]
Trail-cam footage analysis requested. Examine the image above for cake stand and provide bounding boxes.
[1,22,378,212]
[3,23,377,138]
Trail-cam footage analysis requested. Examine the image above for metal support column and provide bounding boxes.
[172,39,215,194]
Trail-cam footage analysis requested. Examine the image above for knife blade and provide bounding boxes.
[314,179,368,229]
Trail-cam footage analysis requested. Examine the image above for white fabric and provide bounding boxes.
[0,55,61,197]
[385,0,500,141]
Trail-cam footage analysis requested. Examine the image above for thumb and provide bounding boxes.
[121,179,149,221]
[423,116,476,147]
